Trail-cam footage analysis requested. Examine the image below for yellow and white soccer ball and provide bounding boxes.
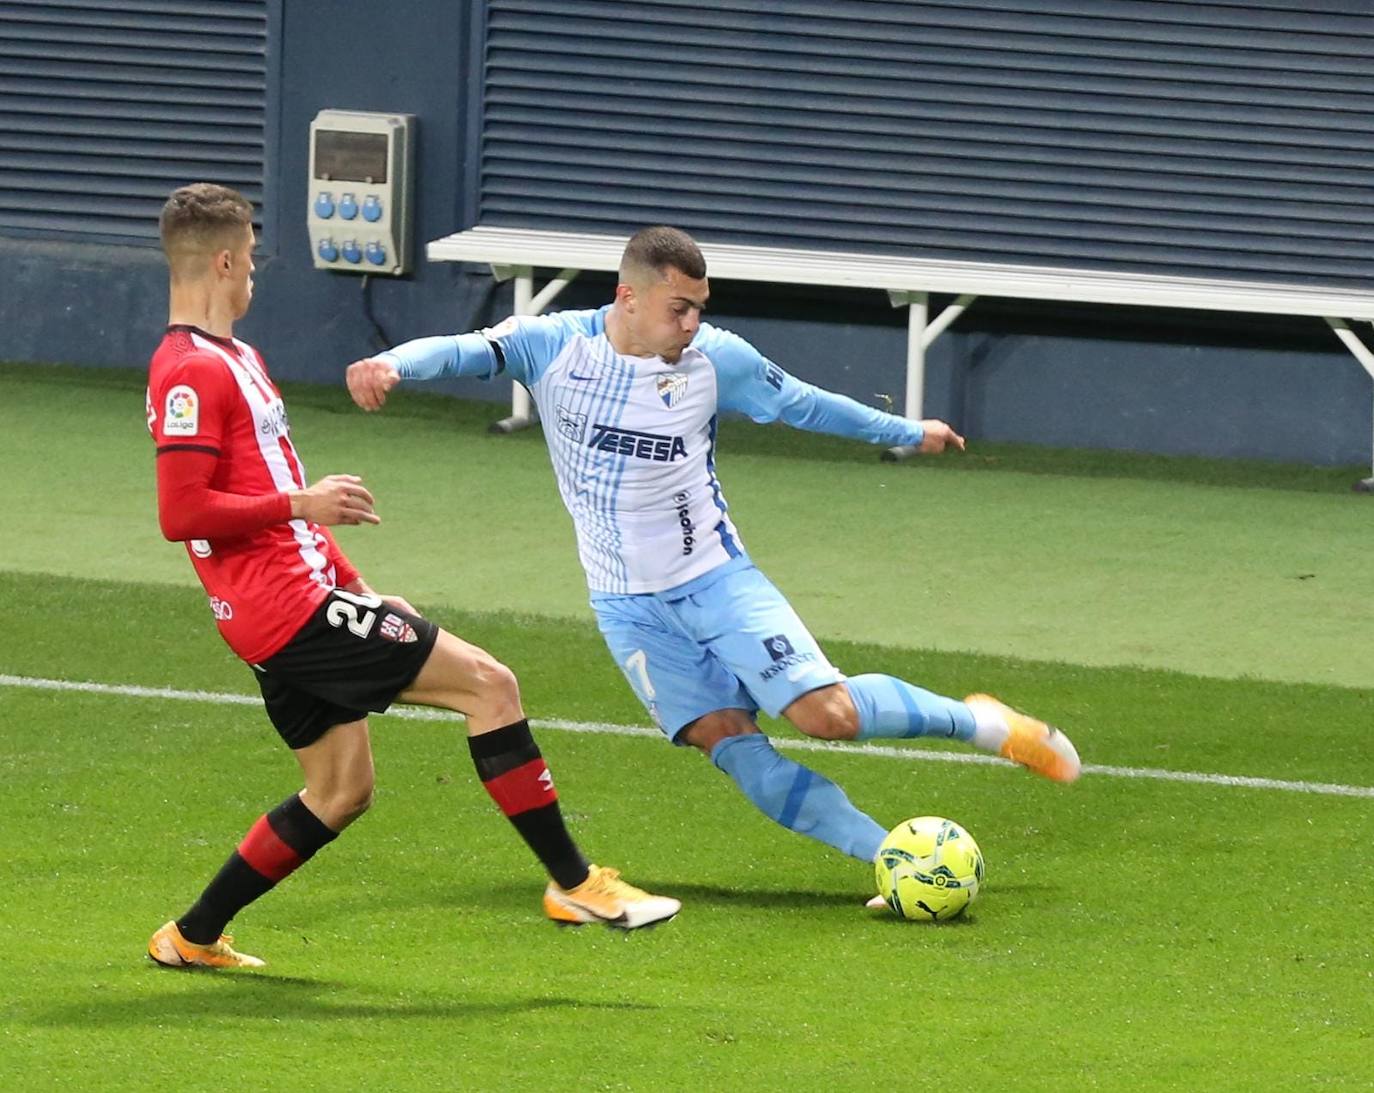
[874,816,984,922]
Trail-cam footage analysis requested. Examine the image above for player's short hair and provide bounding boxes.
[620,225,706,283]
[159,183,254,267]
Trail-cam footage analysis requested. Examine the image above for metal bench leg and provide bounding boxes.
[1322,317,1374,492]
[882,292,975,462]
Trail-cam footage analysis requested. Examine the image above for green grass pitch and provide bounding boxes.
[1,363,1371,1090]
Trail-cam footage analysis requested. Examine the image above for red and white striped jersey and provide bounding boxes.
[147,325,347,663]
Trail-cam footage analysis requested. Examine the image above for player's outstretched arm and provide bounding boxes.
[709,328,958,452]
[289,474,381,526]
[348,332,522,413]
[346,358,401,412]
[917,419,965,454]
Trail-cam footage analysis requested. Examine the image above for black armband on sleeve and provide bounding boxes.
[485,338,506,377]
[157,443,221,457]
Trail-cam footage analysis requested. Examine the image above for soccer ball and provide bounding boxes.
[874,816,984,922]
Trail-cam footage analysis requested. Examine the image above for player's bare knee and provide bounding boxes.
[682,710,758,754]
[468,654,522,723]
[336,774,376,825]
[341,761,378,816]
[338,787,375,826]
[309,779,373,830]
[786,685,859,741]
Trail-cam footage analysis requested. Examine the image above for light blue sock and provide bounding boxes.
[710,734,886,862]
[845,674,976,742]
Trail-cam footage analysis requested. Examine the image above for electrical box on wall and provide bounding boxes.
[308,110,414,276]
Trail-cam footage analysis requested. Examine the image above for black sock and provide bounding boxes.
[177,794,337,944]
[469,720,590,890]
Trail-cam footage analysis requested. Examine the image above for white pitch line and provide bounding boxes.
[4,674,1373,800]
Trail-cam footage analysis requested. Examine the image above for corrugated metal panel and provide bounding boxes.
[479,0,1374,289]
[0,0,269,242]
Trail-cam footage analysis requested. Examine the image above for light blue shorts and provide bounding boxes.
[592,557,844,742]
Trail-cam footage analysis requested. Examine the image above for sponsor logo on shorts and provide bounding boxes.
[190,539,212,558]
[379,612,418,643]
[759,634,817,682]
[763,634,795,661]
[589,424,688,462]
[209,596,233,621]
[163,384,199,435]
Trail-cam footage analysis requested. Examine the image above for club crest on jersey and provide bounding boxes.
[556,404,587,443]
[656,372,688,408]
[163,384,199,435]
[379,612,419,643]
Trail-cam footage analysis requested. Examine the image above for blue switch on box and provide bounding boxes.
[361,195,383,222]
[338,193,358,220]
[317,238,339,262]
[314,192,335,219]
[364,241,387,266]
[341,240,361,264]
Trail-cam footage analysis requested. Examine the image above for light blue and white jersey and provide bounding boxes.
[380,305,925,595]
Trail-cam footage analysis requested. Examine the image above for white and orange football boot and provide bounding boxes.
[148,920,265,969]
[965,693,1081,783]
[543,866,680,930]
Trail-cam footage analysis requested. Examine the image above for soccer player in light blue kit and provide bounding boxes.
[347,227,1080,900]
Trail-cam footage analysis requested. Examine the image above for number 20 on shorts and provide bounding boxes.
[326,588,383,639]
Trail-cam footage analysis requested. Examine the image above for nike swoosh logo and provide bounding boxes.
[569,372,598,381]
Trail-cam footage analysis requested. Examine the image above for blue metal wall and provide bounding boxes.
[0,0,1368,466]
[480,0,1374,289]
[0,0,276,243]
[0,0,495,386]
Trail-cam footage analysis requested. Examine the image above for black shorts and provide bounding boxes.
[252,589,439,749]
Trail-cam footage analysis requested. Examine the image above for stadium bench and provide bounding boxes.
[426,225,1374,480]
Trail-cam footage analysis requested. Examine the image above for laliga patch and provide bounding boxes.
[481,314,520,340]
[379,612,418,643]
[657,372,688,408]
[163,384,199,435]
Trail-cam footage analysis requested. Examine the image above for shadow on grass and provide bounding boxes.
[37,971,655,1027]
[316,878,867,916]
[868,911,982,929]
[636,881,866,911]
[305,877,1065,921]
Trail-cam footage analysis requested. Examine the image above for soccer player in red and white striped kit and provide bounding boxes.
[146,183,677,968]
